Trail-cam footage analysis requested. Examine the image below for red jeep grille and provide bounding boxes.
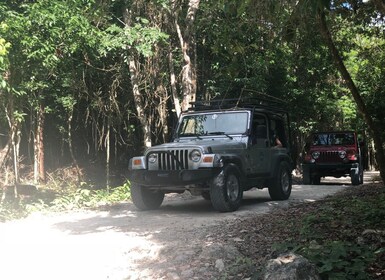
[318,151,340,163]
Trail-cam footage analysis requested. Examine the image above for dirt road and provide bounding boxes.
[0,172,379,280]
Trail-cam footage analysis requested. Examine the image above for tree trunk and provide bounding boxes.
[173,0,200,112]
[5,98,20,185]
[34,105,46,184]
[158,85,169,143]
[168,49,181,118]
[128,58,152,148]
[11,124,20,185]
[318,10,385,183]
[68,110,82,183]
[0,140,11,170]
[123,5,152,149]
[105,117,111,190]
[33,124,39,184]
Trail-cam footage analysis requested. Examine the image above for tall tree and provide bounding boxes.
[103,0,169,149]
[0,20,12,171]
[1,0,111,184]
[315,1,385,182]
[171,0,200,111]
[250,0,385,180]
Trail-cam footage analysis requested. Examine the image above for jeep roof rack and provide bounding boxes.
[188,96,288,114]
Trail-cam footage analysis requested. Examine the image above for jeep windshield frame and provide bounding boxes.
[176,111,250,138]
[311,132,356,146]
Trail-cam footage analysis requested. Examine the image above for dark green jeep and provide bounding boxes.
[127,99,293,212]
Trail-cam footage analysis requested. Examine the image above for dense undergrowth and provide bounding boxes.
[0,181,131,222]
[228,182,385,280]
[274,183,385,279]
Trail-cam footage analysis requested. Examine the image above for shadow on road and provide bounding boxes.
[51,172,383,236]
[51,190,276,235]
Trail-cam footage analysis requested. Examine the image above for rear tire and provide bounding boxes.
[130,183,165,210]
[351,166,363,186]
[268,161,292,200]
[359,169,364,184]
[210,165,243,212]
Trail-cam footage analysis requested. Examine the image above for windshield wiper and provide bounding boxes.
[207,132,233,139]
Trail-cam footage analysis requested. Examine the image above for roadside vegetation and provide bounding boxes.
[226,180,385,280]
[277,183,385,279]
[0,173,131,222]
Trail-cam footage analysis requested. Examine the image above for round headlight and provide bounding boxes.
[148,153,157,163]
[338,150,346,159]
[189,149,202,162]
[312,151,320,159]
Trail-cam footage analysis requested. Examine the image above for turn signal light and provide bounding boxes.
[203,156,214,163]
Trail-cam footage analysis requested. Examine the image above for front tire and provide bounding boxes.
[268,161,292,200]
[312,175,321,185]
[201,191,211,200]
[210,165,243,212]
[130,183,165,210]
[303,166,311,184]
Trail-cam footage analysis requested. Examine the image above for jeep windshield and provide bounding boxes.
[177,111,249,138]
[312,132,355,146]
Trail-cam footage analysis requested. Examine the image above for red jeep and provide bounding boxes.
[302,131,363,185]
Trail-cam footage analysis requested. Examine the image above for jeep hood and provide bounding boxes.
[308,144,356,152]
[145,138,246,154]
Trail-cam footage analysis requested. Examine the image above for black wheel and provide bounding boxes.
[201,192,211,200]
[351,166,363,186]
[210,164,243,212]
[359,169,364,184]
[312,175,321,185]
[303,167,311,185]
[268,161,292,200]
[130,183,165,210]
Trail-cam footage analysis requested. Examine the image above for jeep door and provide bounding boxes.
[249,113,271,176]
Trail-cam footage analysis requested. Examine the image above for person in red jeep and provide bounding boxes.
[302,131,364,185]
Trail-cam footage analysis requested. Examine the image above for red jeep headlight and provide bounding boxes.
[338,150,346,159]
[312,151,320,159]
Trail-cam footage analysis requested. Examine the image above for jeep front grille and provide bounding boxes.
[149,150,189,170]
[318,151,340,163]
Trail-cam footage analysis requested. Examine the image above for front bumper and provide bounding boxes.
[127,168,221,187]
[302,162,360,176]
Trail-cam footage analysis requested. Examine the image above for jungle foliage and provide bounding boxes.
[0,0,385,188]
